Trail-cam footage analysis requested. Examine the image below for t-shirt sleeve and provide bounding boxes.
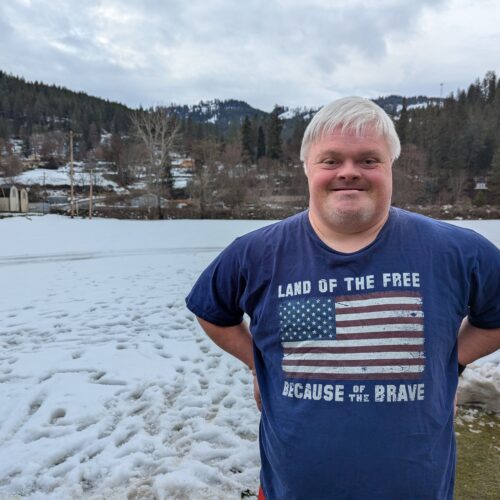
[467,234,500,329]
[185,240,246,327]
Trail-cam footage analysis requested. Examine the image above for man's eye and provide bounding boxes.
[323,159,338,165]
[362,158,378,166]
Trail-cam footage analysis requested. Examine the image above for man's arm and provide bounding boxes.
[196,317,261,410]
[458,317,500,365]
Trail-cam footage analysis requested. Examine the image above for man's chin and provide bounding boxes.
[324,207,376,230]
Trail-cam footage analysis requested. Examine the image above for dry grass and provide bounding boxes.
[455,407,500,499]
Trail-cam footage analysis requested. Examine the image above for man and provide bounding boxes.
[186,97,500,499]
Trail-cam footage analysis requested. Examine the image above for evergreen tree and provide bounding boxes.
[482,71,496,103]
[183,116,194,154]
[396,98,409,144]
[487,148,500,204]
[240,115,253,163]
[256,125,266,160]
[267,106,283,160]
[288,117,307,162]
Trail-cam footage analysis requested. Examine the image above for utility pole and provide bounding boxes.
[89,168,93,219]
[43,171,47,214]
[69,130,75,218]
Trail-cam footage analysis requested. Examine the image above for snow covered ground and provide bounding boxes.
[11,162,191,191]
[0,215,498,499]
[14,164,118,190]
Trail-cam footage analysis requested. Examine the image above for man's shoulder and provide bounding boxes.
[392,208,489,245]
[233,210,306,247]
[214,211,307,269]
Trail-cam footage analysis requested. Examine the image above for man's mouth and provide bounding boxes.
[331,188,364,192]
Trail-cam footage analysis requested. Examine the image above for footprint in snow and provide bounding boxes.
[28,397,44,416]
[205,357,220,370]
[114,428,137,447]
[91,371,106,382]
[128,404,148,417]
[76,418,99,432]
[199,344,211,354]
[49,408,66,424]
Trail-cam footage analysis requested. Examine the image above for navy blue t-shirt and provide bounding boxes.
[186,208,500,500]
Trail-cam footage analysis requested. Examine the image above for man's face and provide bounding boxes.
[305,127,393,234]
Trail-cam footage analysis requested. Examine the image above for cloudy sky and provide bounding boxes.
[1,0,500,111]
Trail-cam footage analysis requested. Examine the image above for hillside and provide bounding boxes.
[0,71,131,140]
[1,69,499,218]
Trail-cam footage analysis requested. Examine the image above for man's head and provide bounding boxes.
[301,97,401,237]
[300,97,401,166]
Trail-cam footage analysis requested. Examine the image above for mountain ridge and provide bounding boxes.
[0,69,443,138]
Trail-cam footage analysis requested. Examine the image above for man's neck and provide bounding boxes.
[308,210,390,253]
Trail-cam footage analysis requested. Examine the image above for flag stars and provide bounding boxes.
[279,296,336,342]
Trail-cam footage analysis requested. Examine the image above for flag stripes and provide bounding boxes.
[280,291,425,381]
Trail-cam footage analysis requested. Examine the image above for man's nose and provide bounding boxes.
[337,160,360,179]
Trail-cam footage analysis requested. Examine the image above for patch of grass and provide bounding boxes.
[455,406,500,499]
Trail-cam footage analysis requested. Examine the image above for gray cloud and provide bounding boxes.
[0,0,497,110]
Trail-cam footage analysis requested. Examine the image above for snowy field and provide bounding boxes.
[11,162,190,190]
[0,215,499,499]
[14,165,118,189]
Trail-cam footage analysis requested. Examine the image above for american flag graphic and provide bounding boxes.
[280,291,425,380]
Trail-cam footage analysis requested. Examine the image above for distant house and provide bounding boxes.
[180,158,194,169]
[131,194,162,208]
[474,177,487,190]
[0,185,29,213]
[47,195,69,205]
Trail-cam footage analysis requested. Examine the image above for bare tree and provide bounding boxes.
[189,138,222,217]
[130,106,180,219]
[109,134,131,186]
[0,139,23,180]
[448,168,468,205]
[392,144,426,206]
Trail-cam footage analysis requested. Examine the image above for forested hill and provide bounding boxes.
[0,69,439,141]
[392,71,500,206]
[1,69,500,207]
[168,99,267,130]
[0,71,131,140]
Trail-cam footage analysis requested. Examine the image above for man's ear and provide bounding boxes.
[303,162,308,176]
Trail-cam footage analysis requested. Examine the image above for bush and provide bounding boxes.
[472,191,486,207]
